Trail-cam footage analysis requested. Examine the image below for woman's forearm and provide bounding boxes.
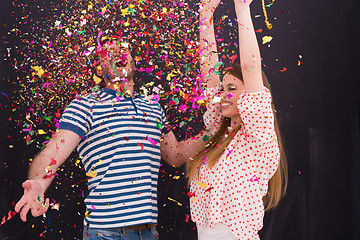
[199,6,221,88]
[235,3,264,92]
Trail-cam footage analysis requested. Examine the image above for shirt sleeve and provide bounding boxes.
[203,84,223,136]
[237,87,275,141]
[58,97,93,137]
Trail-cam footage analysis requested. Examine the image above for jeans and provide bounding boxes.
[83,225,159,240]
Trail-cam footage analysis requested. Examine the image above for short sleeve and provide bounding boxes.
[58,97,93,137]
[237,88,275,141]
[203,84,223,136]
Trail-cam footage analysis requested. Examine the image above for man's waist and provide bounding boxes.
[124,223,157,230]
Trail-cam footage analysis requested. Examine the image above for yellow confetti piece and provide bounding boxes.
[194,181,208,188]
[262,0,273,29]
[197,99,206,106]
[192,196,195,202]
[168,197,182,206]
[166,71,176,81]
[31,66,45,77]
[48,96,55,104]
[93,75,102,84]
[173,175,180,180]
[120,8,130,16]
[86,171,97,178]
[38,129,46,135]
[262,36,273,44]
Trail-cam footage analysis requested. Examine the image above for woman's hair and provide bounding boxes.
[186,64,288,211]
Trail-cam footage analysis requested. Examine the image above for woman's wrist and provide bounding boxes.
[199,7,215,17]
[234,2,251,12]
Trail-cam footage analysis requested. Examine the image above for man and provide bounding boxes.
[15,36,205,239]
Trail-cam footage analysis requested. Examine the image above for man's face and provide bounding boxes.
[94,40,134,82]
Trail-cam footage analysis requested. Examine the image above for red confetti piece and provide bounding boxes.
[279,67,287,72]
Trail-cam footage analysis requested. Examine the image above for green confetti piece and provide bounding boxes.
[156,122,162,129]
[202,135,209,142]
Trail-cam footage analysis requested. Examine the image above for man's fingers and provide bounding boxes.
[31,206,44,217]
[30,198,49,217]
[19,203,30,222]
[15,198,25,213]
[44,198,50,210]
[22,180,32,190]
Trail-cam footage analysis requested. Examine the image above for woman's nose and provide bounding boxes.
[219,91,227,98]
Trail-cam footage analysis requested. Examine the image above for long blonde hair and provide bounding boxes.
[186,65,288,211]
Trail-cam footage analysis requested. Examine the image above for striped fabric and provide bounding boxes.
[59,87,170,229]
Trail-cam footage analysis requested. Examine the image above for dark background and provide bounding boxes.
[1,0,359,240]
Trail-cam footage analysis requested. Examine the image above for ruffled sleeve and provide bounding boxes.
[237,88,275,141]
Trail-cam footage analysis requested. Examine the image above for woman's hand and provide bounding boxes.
[233,0,253,6]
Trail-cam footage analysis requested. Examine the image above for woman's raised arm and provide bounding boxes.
[199,0,221,88]
[234,0,264,92]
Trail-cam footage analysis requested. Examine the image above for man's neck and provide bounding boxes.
[104,79,134,96]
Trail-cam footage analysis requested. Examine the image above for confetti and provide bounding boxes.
[250,174,259,182]
[194,181,208,188]
[86,171,97,178]
[262,36,273,44]
[168,197,182,206]
[147,137,157,146]
[261,0,273,29]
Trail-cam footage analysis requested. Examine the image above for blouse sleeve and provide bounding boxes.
[237,87,275,141]
[238,87,280,196]
[203,84,223,136]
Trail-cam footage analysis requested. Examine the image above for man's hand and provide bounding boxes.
[15,180,49,222]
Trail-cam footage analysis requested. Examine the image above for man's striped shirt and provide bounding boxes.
[59,87,170,229]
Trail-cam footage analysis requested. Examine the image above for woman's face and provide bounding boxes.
[220,73,245,119]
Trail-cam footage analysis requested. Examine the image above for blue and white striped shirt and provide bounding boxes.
[59,87,170,229]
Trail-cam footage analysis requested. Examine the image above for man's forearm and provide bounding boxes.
[27,129,81,192]
[177,129,209,166]
[28,151,60,193]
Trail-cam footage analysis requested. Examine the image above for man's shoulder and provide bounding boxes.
[136,94,164,111]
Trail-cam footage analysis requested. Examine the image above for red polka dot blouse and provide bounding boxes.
[189,85,280,240]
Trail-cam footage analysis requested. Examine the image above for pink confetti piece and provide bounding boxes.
[226,149,233,157]
[151,94,160,103]
[179,104,187,113]
[147,137,157,146]
[227,93,233,99]
[203,150,207,165]
[250,174,259,182]
[96,31,103,51]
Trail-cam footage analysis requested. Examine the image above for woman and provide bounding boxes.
[186,0,288,239]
